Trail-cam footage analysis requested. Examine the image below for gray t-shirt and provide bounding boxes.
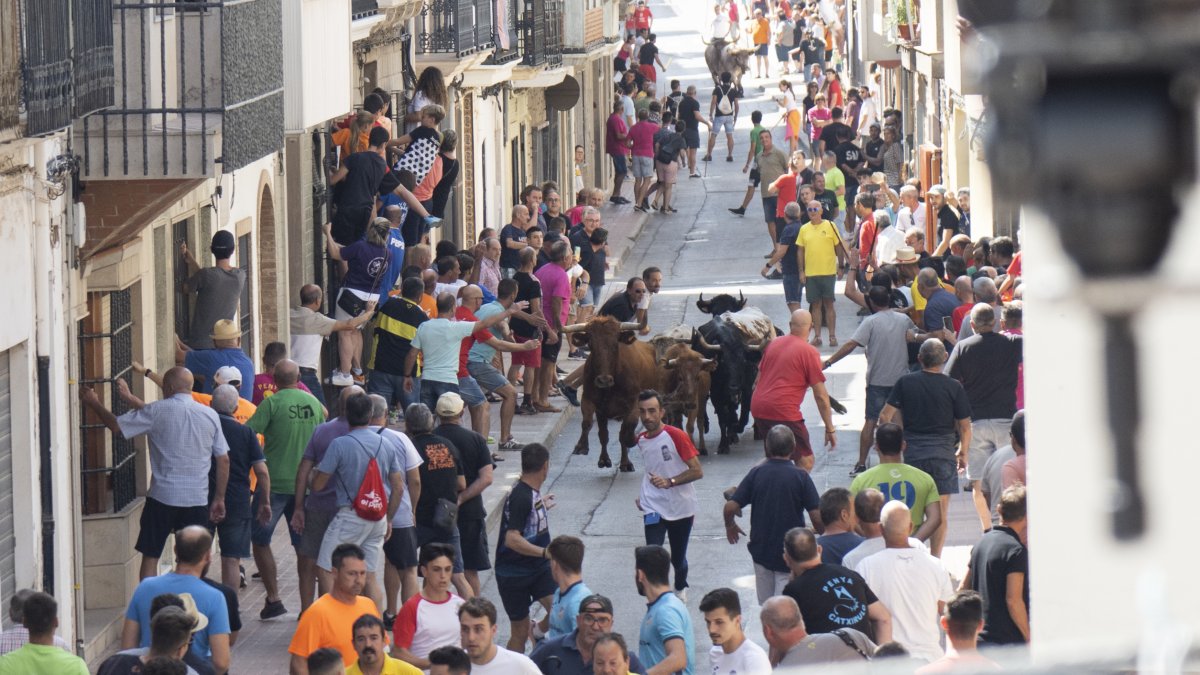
[185,267,246,349]
[980,444,1017,525]
[377,427,424,529]
[850,310,917,387]
[778,629,876,667]
[317,428,404,508]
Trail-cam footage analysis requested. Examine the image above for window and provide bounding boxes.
[172,218,192,340]
[237,233,254,359]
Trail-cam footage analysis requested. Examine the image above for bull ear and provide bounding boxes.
[570,333,590,348]
[619,332,638,345]
[701,358,718,372]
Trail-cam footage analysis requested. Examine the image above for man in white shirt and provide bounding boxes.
[895,185,927,234]
[700,588,771,674]
[842,489,926,571]
[873,212,906,266]
[289,284,376,396]
[854,501,955,662]
[458,597,541,674]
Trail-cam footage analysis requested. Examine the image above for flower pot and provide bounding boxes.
[898,24,912,40]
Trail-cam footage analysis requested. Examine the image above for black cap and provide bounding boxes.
[210,230,236,257]
[578,594,614,614]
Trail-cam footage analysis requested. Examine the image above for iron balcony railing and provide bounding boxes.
[487,0,521,64]
[352,0,378,19]
[77,0,284,178]
[417,0,494,58]
[517,0,563,68]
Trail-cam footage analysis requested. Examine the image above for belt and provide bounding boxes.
[299,367,318,374]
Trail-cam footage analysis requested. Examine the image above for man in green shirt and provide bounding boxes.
[0,592,87,674]
[246,358,326,620]
[755,130,790,253]
[849,423,941,543]
[728,110,769,217]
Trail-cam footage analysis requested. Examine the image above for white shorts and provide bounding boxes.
[632,155,654,178]
[754,563,790,604]
[713,115,735,135]
[333,287,380,323]
[317,508,387,573]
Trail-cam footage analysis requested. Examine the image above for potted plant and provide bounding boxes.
[893,0,913,41]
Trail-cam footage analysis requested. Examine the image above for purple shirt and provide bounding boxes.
[300,417,351,513]
[628,120,660,157]
[535,263,571,326]
[605,113,629,156]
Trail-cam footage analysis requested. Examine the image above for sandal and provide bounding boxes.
[829,337,839,347]
[810,338,823,347]
[533,402,563,413]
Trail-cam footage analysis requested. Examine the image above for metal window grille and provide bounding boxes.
[237,233,253,359]
[173,219,192,339]
[79,289,138,515]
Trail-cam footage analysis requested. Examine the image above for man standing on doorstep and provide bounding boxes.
[945,303,1023,532]
[723,425,823,602]
[79,368,230,580]
[849,423,943,546]
[310,393,406,609]
[635,545,695,675]
[246,359,326,620]
[606,101,631,204]
[180,231,246,351]
[291,284,377,405]
[700,588,771,674]
[962,485,1030,647]
[403,292,526,412]
[121,527,231,674]
[635,390,704,603]
[494,444,556,654]
[878,339,972,558]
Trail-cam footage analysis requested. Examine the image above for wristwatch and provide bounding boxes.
[668,477,676,487]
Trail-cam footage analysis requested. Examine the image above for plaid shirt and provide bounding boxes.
[0,627,70,655]
[117,393,229,507]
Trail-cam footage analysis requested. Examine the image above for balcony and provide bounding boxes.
[517,0,563,68]
[76,0,285,180]
[562,0,618,53]
[853,0,898,63]
[487,0,522,65]
[285,0,352,131]
[1,0,114,138]
[417,0,494,58]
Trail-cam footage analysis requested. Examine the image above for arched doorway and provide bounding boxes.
[257,185,280,343]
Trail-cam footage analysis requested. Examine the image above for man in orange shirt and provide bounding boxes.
[751,9,770,78]
[289,543,381,673]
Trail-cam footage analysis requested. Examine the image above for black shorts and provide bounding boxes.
[383,526,419,569]
[682,128,701,149]
[456,518,491,571]
[496,568,556,620]
[332,204,373,246]
[136,497,210,558]
[541,335,563,363]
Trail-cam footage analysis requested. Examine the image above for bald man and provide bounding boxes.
[853,502,954,662]
[81,367,231,579]
[761,595,876,668]
[749,309,838,471]
[500,205,532,278]
[290,284,377,405]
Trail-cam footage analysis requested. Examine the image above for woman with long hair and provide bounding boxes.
[821,67,844,108]
[332,111,374,159]
[324,217,390,384]
[371,86,393,135]
[406,67,447,134]
[776,79,802,154]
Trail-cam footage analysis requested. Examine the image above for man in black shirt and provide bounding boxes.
[812,172,839,222]
[369,277,429,410]
[781,527,892,643]
[928,184,963,256]
[833,128,865,233]
[403,402,469,592]
[494,444,555,652]
[963,485,1029,645]
[598,277,647,323]
[816,107,852,160]
[432,392,496,597]
[499,205,532,277]
[330,126,437,246]
[509,248,546,415]
[637,33,665,83]
[879,338,972,558]
[677,86,711,178]
[945,303,1023,530]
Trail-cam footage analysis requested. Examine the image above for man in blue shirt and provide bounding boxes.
[636,545,694,675]
[177,319,255,399]
[531,594,648,674]
[916,268,960,336]
[724,425,824,603]
[121,526,231,674]
[545,535,591,640]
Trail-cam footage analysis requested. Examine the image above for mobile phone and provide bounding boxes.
[941,316,953,333]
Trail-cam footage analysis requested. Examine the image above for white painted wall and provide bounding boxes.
[284,0,353,131]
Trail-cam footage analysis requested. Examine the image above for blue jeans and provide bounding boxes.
[299,367,327,407]
[368,371,421,411]
[420,379,460,414]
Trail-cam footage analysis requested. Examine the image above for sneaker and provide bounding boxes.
[260,599,287,620]
[517,402,537,416]
[675,588,688,603]
[558,383,580,407]
[486,436,496,444]
[239,564,246,589]
[728,207,745,216]
[499,439,524,450]
[850,463,867,476]
[330,370,354,387]
[351,368,366,384]
[766,269,783,280]
[423,215,443,229]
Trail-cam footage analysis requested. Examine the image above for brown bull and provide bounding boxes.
[565,316,660,471]
[703,38,754,89]
[659,343,716,455]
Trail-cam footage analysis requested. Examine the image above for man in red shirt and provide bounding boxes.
[749,309,838,471]
[949,276,975,333]
[633,0,653,33]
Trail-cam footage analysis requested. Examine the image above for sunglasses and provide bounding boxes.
[807,207,822,212]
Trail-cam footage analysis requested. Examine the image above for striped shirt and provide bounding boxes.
[117,393,229,507]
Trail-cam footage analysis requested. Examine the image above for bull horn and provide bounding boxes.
[619,322,641,332]
[560,323,588,334]
[697,334,722,352]
[745,339,766,352]
[701,358,715,365]
[665,358,678,368]
[738,290,745,304]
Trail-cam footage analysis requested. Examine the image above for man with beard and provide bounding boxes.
[346,615,419,675]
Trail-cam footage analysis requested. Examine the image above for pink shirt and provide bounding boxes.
[628,121,660,158]
[252,373,312,405]
[535,263,571,326]
[808,106,831,142]
[605,114,629,156]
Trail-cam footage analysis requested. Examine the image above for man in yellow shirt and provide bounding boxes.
[797,200,851,347]
[347,615,420,675]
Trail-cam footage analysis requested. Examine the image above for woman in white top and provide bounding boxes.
[776,80,801,154]
[406,67,447,135]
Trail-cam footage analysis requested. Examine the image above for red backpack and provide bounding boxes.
[351,438,388,521]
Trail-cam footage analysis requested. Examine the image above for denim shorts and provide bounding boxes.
[467,360,510,394]
[457,375,486,407]
[368,371,420,411]
[610,153,628,175]
[713,115,735,135]
[632,155,654,178]
[865,384,893,420]
[250,492,301,548]
[782,274,803,304]
[907,457,960,496]
[214,516,252,560]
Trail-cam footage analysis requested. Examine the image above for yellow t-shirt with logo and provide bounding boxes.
[347,655,422,675]
[797,220,841,277]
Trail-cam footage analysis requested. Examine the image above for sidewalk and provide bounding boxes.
[142,201,653,672]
